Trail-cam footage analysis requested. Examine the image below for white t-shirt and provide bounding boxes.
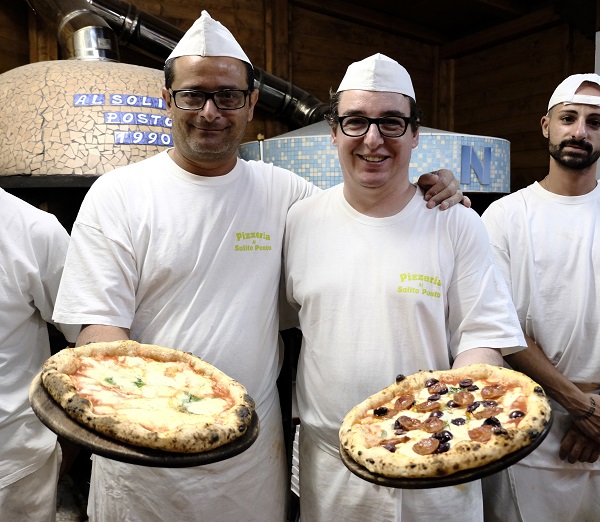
[482,181,600,472]
[53,151,318,520]
[0,189,79,488]
[286,184,525,449]
[284,184,525,521]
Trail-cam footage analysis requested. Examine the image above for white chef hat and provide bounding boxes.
[336,53,415,101]
[167,10,252,65]
[548,73,600,111]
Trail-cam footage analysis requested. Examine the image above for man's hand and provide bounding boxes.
[560,424,600,463]
[416,169,471,210]
[570,392,600,442]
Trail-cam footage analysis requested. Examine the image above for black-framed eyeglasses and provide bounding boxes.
[337,115,411,138]
[169,89,249,110]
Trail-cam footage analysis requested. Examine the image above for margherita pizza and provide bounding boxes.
[339,364,551,479]
[41,340,255,453]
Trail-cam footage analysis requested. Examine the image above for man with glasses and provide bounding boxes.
[54,13,467,522]
[284,54,526,522]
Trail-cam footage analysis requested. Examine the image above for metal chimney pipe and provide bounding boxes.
[26,0,120,61]
[85,0,181,61]
[85,0,329,127]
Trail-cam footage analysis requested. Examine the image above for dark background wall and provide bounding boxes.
[0,0,597,206]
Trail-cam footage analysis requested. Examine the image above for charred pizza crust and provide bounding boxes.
[41,340,255,453]
[339,364,551,478]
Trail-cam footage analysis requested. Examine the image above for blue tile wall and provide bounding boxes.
[239,131,510,192]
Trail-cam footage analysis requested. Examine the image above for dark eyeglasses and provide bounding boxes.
[337,115,411,138]
[169,89,249,110]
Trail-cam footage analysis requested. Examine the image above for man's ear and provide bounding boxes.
[541,114,550,138]
[162,87,173,116]
[412,128,420,149]
[331,127,338,147]
[247,89,260,122]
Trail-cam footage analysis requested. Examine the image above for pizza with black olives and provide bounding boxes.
[339,364,551,479]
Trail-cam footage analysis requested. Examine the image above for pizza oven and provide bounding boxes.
[2,0,509,220]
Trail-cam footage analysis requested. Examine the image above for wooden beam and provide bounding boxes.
[28,10,58,62]
[464,0,529,17]
[436,57,455,132]
[441,6,562,58]
[292,0,447,44]
[263,0,289,137]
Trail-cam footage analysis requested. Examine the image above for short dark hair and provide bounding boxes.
[326,89,422,133]
[164,57,255,92]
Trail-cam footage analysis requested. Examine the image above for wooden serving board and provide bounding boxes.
[29,373,259,468]
[339,415,552,489]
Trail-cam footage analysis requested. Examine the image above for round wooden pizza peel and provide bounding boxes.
[339,414,553,489]
[29,373,260,468]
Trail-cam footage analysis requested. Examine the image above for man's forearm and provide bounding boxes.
[452,347,503,368]
[504,334,588,414]
[76,324,130,346]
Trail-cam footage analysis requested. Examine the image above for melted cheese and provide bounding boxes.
[70,356,231,432]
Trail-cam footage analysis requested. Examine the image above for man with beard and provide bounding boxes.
[481,74,600,521]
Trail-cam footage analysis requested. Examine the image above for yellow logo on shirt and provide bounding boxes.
[398,272,442,298]
[234,231,272,251]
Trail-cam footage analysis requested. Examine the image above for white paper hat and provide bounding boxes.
[337,53,415,101]
[548,73,600,111]
[167,10,251,65]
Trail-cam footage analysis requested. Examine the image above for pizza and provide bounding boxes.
[339,364,551,479]
[41,340,255,453]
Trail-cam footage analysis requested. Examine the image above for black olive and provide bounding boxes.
[394,419,402,430]
[374,407,388,416]
[435,442,451,453]
[394,429,407,436]
[432,430,453,443]
[396,374,406,383]
[509,410,525,419]
[451,418,466,426]
[533,386,544,395]
[493,427,508,435]
[425,378,439,387]
[428,393,441,401]
[447,400,460,408]
[383,443,396,453]
[467,401,481,413]
[429,410,444,418]
[459,378,473,388]
[483,416,502,428]
[467,385,479,392]
[483,400,498,407]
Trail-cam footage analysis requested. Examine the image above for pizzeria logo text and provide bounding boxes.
[397,272,442,298]
[235,231,272,252]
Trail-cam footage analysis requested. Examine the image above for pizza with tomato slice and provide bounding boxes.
[339,364,551,479]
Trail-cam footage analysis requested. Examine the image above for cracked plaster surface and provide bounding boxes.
[0,60,168,176]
